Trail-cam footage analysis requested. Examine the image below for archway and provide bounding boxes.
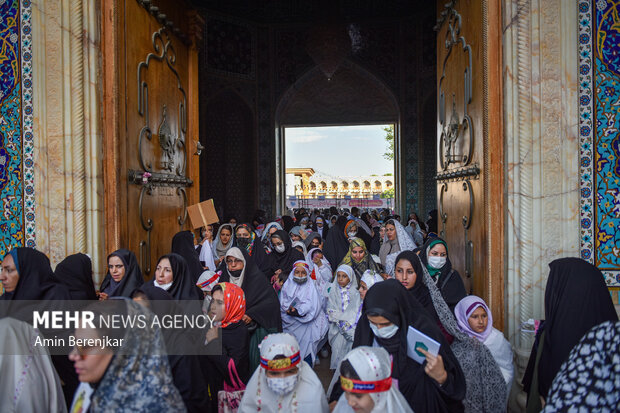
[275,60,401,214]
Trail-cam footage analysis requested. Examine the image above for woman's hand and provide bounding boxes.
[417,347,447,385]
[97,292,108,301]
[287,306,301,317]
[380,273,391,280]
[241,314,252,324]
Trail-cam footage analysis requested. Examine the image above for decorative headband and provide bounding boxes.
[340,375,392,394]
[260,351,301,371]
[197,271,220,289]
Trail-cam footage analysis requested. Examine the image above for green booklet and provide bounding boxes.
[406,325,441,364]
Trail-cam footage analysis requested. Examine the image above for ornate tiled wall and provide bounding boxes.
[579,0,620,286]
[0,0,35,258]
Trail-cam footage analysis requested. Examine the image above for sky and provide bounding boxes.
[285,125,394,178]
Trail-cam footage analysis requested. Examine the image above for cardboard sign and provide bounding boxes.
[187,199,219,229]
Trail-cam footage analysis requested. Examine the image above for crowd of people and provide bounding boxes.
[0,206,618,412]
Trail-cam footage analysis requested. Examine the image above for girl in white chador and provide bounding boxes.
[306,247,332,304]
[279,260,328,366]
[239,333,329,413]
[333,346,413,413]
[327,264,362,369]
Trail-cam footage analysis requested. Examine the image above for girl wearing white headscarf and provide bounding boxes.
[359,269,384,300]
[239,333,328,413]
[333,346,413,413]
[0,318,67,413]
[306,247,332,307]
[327,264,362,369]
[378,219,416,276]
[280,261,328,366]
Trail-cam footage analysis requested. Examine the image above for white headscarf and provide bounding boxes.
[305,247,331,303]
[0,318,67,413]
[224,247,246,288]
[292,240,308,257]
[280,261,328,364]
[360,269,384,291]
[405,219,425,247]
[197,238,216,271]
[381,219,416,276]
[333,346,413,413]
[239,333,329,413]
[327,264,362,370]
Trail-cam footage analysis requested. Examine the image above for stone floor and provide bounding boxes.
[313,345,335,393]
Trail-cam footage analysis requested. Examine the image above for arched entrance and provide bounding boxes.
[274,60,402,214]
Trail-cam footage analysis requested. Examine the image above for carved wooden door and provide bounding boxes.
[103,0,202,277]
[435,0,504,326]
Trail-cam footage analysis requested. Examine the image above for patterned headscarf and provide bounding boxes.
[215,282,246,328]
[236,224,257,256]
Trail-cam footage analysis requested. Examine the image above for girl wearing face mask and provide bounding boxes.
[269,230,305,284]
[235,223,273,277]
[418,238,467,312]
[344,220,373,253]
[239,333,329,412]
[279,261,328,367]
[327,265,362,370]
[333,346,413,413]
[329,279,465,413]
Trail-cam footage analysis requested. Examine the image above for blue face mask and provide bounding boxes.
[369,321,399,339]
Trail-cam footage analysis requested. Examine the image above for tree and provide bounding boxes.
[383,125,394,161]
[381,187,395,198]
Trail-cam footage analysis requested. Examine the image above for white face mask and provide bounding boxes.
[348,231,357,238]
[369,322,399,339]
[275,244,286,253]
[428,256,446,269]
[154,280,173,290]
[266,373,298,395]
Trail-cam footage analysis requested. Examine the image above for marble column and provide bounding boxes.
[31,0,104,282]
[503,0,580,410]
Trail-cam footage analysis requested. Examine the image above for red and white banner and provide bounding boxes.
[286,198,393,210]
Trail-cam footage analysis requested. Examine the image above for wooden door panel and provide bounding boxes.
[436,0,504,324]
[124,0,192,275]
[103,0,199,278]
